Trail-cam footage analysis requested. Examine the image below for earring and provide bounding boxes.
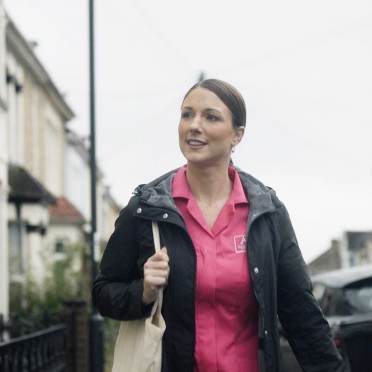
[231,145,235,153]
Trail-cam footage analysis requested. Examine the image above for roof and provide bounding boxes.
[8,164,56,204]
[312,264,372,288]
[49,197,85,224]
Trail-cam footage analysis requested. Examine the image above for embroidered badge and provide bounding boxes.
[234,235,247,253]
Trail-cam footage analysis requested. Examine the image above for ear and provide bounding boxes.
[232,126,245,146]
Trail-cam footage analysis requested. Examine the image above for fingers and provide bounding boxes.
[142,247,169,304]
[144,247,170,286]
[144,265,169,281]
[145,267,169,278]
[144,274,168,287]
[145,260,168,270]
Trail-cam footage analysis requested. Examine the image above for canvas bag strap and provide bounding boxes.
[151,221,163,317]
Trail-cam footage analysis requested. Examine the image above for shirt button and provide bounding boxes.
[136,208,142,214]
[162,213,168,219]
[254,267,259,275]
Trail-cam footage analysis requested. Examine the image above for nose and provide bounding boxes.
[189,114,202,132]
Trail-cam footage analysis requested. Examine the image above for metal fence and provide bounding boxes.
[0,324,67,372]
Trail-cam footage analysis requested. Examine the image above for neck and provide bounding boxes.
[186,162,232,204]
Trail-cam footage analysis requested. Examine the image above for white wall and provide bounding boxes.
[0,0,9,318]
[6,51,66,197]
[6,51,24,166]
[47,224,84,273]
[0,0,5,103]
[100,188,120,244]
[64,140,90,222]
[23,76,42,182]
[47,224,83,247]
[43,105,65,196]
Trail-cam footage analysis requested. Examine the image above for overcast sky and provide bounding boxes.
[5,0,372,262]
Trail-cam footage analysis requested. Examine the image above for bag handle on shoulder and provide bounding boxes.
[152,221,161,254]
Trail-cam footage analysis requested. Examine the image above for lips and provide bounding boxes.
[186,139,207,146]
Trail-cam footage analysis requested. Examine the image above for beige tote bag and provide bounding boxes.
[111,221,166,372]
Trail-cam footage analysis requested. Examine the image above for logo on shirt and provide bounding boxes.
[234,235,247,253]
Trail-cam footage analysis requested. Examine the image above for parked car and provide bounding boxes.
[280,264,372,372]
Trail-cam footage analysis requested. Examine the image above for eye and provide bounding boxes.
[181,111,192,119]
[206,114,220,122]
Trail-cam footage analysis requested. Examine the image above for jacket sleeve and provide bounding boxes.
[92,199,153,320]
[276,205,348,372]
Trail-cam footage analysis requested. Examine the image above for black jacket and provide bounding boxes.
[93,168,346,372]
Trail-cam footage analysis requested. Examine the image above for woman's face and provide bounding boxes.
[179,87,244,167]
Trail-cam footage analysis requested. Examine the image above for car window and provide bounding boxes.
[344,278,372,314]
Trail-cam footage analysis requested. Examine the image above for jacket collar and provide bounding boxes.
[135,167,279,222]
[236,168,279,225]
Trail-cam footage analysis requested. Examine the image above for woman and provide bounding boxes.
[93,79,346,372]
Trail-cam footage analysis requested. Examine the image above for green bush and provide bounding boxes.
[9,242,89,335]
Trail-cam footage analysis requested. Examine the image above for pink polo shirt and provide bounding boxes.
[172,166,259,372]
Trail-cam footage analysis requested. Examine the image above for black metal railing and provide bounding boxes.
[0,324,67,372]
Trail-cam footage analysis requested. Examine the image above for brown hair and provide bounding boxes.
[183,79,246,129]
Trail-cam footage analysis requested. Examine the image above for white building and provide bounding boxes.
[5,17,74,287]
[101,186,121,245]
[64,129,91,222]
[344,231,372,267]
[41,127,92,273]
[0,0,9,319]
[3,11,122,312]
[64,128,121,253]
[308,230,372,275]
[47,196,86,281]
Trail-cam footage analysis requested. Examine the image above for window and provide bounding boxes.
[55,239,65,253]
[8,221,24,275]
[344,278,372,314]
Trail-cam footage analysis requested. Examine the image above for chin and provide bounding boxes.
[186,157,228,169]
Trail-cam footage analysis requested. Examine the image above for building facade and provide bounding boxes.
[64,128,121,258]
[308,240,342,275]
[346,231,372,267]
[308,231,372,275]
[64,129,91,223]
[100,186,121,246]
[2,10,122,321]
[5,18,74,287]
[0,0,9,318]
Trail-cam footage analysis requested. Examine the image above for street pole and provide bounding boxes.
[198,70,205,82]
[89,0,104,371]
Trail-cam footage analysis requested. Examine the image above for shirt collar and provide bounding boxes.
[172,165,192,200]
[172,165,248,206]
[228,166,249,205]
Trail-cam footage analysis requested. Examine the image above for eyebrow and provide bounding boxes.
[181,106,224,114]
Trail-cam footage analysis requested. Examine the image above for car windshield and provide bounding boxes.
[344,279,372,314]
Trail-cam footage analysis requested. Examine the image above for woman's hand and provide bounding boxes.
[142,247,170,305]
